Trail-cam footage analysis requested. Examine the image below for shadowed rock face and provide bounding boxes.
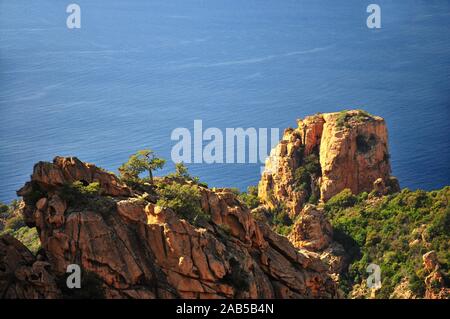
[0,234,61,299]
[259,110,399,217]
[1,156,338,299]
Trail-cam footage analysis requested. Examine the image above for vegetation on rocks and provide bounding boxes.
[1,129,448,299]
[59,181,116,216]
[0,200,40,254]
[118,153,211,226]
[237,186,260,209]
[336,110,374,129]
[324,187,450,298]
[156,182,210,226]
[251,202,293,237]
[166,162,208,188]
[293,151,321,204]
[270,204,293,236]
[119,149,166,184]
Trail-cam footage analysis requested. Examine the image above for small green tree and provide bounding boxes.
[174,162,190,179]
[0,201,9,219]
[237,186,260,209]
[167,162,207,186]
[119,149,166,183]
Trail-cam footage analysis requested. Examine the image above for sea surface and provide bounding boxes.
[1,0,449,202]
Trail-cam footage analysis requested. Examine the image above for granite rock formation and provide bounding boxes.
[0,156,338,299]
[259,110,399,217]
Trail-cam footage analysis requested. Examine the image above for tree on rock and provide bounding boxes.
[119,149,165,183]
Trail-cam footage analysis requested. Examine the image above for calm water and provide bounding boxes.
[1,0,449,202]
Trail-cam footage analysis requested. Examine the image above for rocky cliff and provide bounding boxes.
[258,110,399,217]
[2,110,447,300]
[1,157,338,299]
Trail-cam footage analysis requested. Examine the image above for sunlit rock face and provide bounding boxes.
[259,110,397,217]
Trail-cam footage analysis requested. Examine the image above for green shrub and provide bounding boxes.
[10,226,40,254]
[325,189,357,209]
[156,182,209,226]
[60,181,100,206]
[336,110,350,128]
[336,110,373,129]
[293,152,321,205]
[294,167,310,192]
[268,203,293,236]
[357,192,369,202]
[237,186,260,209]
[119,149,166,184]
[167,163,207,187]
[59,181,115,217]
[4,214,25,231]
[0,201,41,255]
[0,202,8,218]
[274,224,292,236]
[409,272,425,296]
[303,154,321,175]
[308,193,319,204]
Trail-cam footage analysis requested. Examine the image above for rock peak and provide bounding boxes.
[259,110,399,217]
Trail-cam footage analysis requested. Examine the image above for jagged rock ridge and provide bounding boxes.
[1,156,338,299]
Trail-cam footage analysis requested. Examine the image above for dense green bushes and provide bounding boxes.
[294,154,320,192]
[156,182,209,226]
[7,226,40,254]
[292,151,321,206]
[336,110,373,129]
[237,186,260,209]
[325,187,450,298]
[325,189,357,209]
[59,181,116,217]
[0,202,8,218]
[60,181,100,203]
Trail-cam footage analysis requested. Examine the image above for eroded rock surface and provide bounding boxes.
[288,205,347,276]
[422,251,450,299]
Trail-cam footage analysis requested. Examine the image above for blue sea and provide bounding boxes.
[1,0,449,203]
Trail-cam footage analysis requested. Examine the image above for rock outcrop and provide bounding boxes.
[288,205,347,276]
[288,205,332,252]
[0,156,338,299]
[259,110,398,217]
[422,251,450,299]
